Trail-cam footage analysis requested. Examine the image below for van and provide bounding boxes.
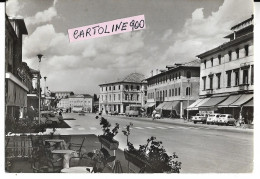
[125,106,141,117]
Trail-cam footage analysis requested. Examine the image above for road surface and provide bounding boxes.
[53,113,253,173]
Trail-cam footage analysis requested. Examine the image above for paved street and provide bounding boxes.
[48,113,254,173]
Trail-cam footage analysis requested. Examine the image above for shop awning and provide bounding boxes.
[188,98,211,110]
[218,95,242,107]
[143,102,156,108]
[156,102,168,109]
[187,98,204,110]
[163,101,180,111]
[199,96,227,109]
[243,98,253,107]
[229,94,253,107]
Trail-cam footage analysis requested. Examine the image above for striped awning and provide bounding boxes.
[218,95,242,107]
[163,101,180,111]
[243,98,253,107]
[229,94,253,107]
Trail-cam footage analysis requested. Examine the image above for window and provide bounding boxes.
[179,72,181,79]
[186,71,191,79]
[234,70,239,86]
[125,85,129,90]
[169,89,171,97]
[105,87,107,91]
[175,73,177,80]
[245,45,249,56]
[175,88,177,96]
[165,90,167,97]
[118,85,120,90]
[102,87,103,91]
[137,94,139,101]
[109,86,111,91]
[118,94,120,101]
[105,95,107,100]
[226,71,232,87]
[125,94,128,100]
[130,85,133,90]
[211,58,213,67]
[218,55,221,65]
[186,87,191,96]
[172,89,174,96]
[170,75,172,81]
[102,95,103,101]
[114,94,115,101]
[243,69,248,84]
[137,86,140,90]
[228,51,232,61]
[209,76,213,89]
[109,95,111,101]
[236,48,239,59]
[216,73,221,89]
[251,65,254,85]
[202,77,206,90]
[178,87,180,96]
[204,61,207,69]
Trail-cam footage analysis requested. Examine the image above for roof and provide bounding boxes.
[53,91,73,93]
[146,59,200,80]
[231,15,254,30]
[9,18,28,35]
[99,73,146,86]
[70,94,93,98]
[121,73,145,83]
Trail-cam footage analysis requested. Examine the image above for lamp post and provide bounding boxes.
[187,79,190,120]
[37,54,43,124]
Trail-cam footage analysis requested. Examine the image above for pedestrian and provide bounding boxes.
[152,109,156,120]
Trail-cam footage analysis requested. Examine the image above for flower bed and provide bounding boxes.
[98,135,119,150]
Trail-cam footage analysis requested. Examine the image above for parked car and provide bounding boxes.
[206,113,221,125]
[72,106,84,113]
[191,113,208,124]
[217,114,236,126]
[111,111,119,115]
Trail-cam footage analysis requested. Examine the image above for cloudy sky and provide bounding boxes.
[6,0,253,95]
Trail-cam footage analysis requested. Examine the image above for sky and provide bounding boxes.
[6,0,253,95]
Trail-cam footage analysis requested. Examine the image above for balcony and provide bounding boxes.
[206,89,213,95]
[155,97,164,102]
[239,84,249,91]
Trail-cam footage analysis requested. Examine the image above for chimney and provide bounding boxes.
[151,70,153,77]
[156,69,159,75]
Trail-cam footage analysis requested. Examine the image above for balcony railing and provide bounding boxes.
[239,84,249,91]
[206,89,213,95]
[155,97,164,102]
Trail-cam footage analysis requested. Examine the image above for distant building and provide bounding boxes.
[190,15,254,123]
[99,73,147,113]
[54,91,74,99]
[5,15,30,122]
[57,94,93,112]
[146,60,200,117]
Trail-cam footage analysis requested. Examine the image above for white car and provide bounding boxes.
[191,113,208,124]
[206,113,221,125]
[217,114,236,126]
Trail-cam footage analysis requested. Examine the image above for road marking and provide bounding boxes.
[90,127,97,130]
[134,127,144,129]
[188,127,197,129]
[146,127,156,129]
[66,128,73,130]
[167,126,176,129]
[156,126,168,129]
[176,126,187,129]
[78,127,85,130]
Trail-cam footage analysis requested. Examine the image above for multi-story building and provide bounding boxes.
[57,94,93,112]
[189,15,254,123]
[27,68,41,111]
[146,60,200,117]
[99,73,147,113]
[54,91,74,99]
[5,15,30,122]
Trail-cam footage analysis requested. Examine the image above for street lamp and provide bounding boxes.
[37,54,43,124]
[187,79,190,120]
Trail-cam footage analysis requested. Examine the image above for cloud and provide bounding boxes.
[6,0,23,17]
[162,0,254,62]
[161,29,173,41]
[25,0,58,26]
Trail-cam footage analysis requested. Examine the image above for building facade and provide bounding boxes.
[5,15,30,122]
[54,91,74,99]
[57,94,93,112]
[189,15,254,123]
[99,73,147,113]
[146,60,200,117]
